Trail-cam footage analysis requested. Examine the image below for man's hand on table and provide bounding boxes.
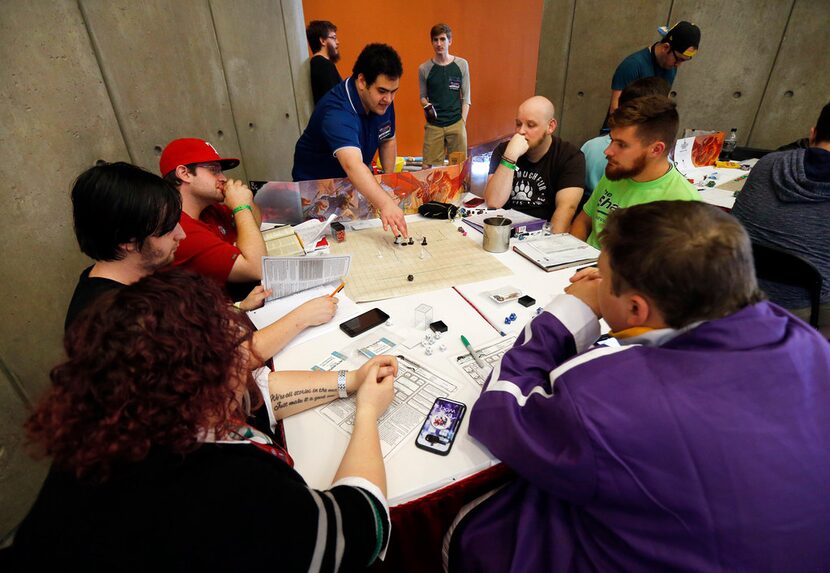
[379,199,408,238]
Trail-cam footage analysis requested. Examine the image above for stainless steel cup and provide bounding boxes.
[482,217,512,253]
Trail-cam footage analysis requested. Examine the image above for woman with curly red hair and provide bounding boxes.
[9,269,396,571]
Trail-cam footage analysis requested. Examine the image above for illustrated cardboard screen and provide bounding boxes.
[252,161,469,225]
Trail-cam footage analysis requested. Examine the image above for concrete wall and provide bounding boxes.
[0,0,308,539]
[537,0,830,148]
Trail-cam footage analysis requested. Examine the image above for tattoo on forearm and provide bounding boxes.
[270,387,338,412]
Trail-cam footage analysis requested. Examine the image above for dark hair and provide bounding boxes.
[352,43,403,86]
[609,95,679,153]
[430,23,452,40]
[26,269,255,481]
[306,20,336,54]
[618,77,671,107]
[162,163,197,189]
[814,101,830,143]
[72,162,182,262]
[600,201,764,328]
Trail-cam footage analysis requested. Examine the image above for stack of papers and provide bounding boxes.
[513,233,599,272]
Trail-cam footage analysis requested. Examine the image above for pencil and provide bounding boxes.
[452,286,506,337]
[329,281,345,297]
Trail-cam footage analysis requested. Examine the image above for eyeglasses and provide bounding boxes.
[326,35,338,41]
[196,163,223,175]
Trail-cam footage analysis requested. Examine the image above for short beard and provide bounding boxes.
[329,49,341,64]
[605,152,647,181]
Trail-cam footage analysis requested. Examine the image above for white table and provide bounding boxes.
[682,158,758,210]
[272,215,583,505]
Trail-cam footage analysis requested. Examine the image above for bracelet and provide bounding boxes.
[232,204,252,215]
[499,158,518,171]
[337,370,348,399]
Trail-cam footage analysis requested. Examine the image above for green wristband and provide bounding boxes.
[232,204,252,215]
[499,158,517,171]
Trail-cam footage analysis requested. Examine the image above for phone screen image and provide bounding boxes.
[415,397,467,455]
[339,308,390,337]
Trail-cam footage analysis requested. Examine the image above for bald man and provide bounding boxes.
[484,96,585,232]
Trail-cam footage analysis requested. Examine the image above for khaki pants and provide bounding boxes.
[423,119,467,167]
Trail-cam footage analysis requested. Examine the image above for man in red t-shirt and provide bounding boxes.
[160,139,265,296]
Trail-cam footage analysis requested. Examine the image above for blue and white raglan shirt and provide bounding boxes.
[293,76,395,181]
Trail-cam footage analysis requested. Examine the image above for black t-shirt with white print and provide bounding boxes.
[489,137,585,221]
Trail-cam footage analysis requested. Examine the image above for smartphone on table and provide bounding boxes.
[339,308,389,337]
[415,397,467,456]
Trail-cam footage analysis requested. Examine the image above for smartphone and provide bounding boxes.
[463,197,485,208]
[415,397,467,456]
[339,308,390,337]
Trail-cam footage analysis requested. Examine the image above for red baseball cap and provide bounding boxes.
[159,138,240,177]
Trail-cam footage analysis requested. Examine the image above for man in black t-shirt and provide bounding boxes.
[64,162,185,330]
[485,96,585,232]
[306,20,342,105]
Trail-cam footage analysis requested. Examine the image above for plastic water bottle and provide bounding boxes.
[720,128,738,161]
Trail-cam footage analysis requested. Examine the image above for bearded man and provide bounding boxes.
[571,95,700,248]
[484,96,585,232]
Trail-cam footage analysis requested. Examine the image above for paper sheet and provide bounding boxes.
[316,354,459,458]
[261,255,351,302]
[453,335,517,386]
[246,283,361,353]
[328,220,512,302]
[294,214,337,252]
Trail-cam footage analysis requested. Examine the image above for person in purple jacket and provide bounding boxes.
[445,201,830,572]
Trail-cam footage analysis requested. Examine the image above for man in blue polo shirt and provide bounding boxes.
[605,21,700,125]
[293,43,408,237]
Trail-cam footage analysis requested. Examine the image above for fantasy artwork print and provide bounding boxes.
[251,161,469,225]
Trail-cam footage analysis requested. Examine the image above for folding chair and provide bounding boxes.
[752,241,823,328]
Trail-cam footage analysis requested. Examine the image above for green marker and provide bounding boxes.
[461,335,487,369]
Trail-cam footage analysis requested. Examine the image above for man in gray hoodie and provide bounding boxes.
[732,101,830,331]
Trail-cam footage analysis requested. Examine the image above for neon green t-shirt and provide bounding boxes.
[583,166,700,248]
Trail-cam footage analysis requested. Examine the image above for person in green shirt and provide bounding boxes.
[572,94,700,248]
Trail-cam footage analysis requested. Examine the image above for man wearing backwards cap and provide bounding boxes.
[159,138,266,299]
[607,21,701,118]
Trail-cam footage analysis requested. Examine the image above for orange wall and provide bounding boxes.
[302,0,543,156]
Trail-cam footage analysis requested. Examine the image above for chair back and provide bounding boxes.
[752,241,823,327]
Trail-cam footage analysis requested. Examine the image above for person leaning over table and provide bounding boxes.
[9,269,397,571]
[484,96,585,233]
[292,43,408,238]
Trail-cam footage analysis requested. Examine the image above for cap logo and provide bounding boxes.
[204,141,219,154]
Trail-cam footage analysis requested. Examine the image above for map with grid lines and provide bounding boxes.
[328,220,512,302]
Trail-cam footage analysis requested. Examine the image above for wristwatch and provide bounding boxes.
[337,370,348,399]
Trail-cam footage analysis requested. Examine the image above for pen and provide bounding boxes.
[460,335,487,369]
[453,287,506,336]
[329,281,345,297]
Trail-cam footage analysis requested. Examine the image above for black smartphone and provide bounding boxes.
[415,397,467,456]
[339,308,390,337]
